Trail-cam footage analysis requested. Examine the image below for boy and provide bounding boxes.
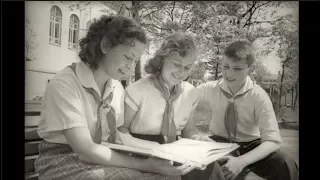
[195,41,298,180]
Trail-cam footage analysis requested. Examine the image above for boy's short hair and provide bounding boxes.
[224,41,256,66]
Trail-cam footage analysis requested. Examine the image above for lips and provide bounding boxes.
[119,69,126,75]
[226,77,236,82]
[172,73,183,80]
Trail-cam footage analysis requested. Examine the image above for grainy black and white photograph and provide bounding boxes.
[25,1,299,180]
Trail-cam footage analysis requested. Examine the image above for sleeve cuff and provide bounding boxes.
[261,135,282,144]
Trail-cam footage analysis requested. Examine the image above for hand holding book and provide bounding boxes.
[103,133,239,170]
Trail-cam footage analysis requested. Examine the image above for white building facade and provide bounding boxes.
[25,1,133,100]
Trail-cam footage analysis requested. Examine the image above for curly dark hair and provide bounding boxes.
[144,32,197,75]
[78,15,147,69]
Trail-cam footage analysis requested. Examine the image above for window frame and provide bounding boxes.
[49,6,62,47]
[68,14,80,51]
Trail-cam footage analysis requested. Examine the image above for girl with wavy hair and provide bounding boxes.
[119,32,222,180]
[35,15,194,180]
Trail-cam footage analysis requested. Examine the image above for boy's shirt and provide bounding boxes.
[195,76,281,143]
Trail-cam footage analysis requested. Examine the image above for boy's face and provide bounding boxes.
[221,56,254,92]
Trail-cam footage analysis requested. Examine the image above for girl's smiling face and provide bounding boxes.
[161,51,196,87]
[100,39,145,80]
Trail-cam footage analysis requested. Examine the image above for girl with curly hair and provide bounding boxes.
[34,15,194,180]
[119,32,223,180]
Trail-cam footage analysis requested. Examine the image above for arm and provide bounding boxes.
[64,127,195,175]
[46,79,193,175]
[196,81,217,103]
[181,104,214,142]
[220,89,281,178]
[181,109,199,139]
[239,89,281,166]
[118,102,135,134]
[237,141,280,167]
[118,100,161,149]
[64,127,149,169]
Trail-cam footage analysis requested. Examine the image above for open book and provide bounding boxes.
[102,133,239,170]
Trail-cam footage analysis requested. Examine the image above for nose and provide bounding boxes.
[178,66,185,74]
[126,61,136,71]
[225,68,235,77]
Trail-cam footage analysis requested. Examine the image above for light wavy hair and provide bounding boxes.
[144,32,197,75]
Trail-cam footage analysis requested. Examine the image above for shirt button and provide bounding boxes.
[230,98,234,103]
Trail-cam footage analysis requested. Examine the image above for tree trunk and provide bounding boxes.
[278,63,285,113]
[293,78,299,111]
[284,94,287,104]
[291,87,294,110]
[214,46,220,80]
[214,62,219,80]
[131,1,142,81]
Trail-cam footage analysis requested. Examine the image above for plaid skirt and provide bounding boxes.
[35,140,181,180]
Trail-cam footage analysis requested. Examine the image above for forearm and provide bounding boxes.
[181,111,199,139]
[79,143,152,172]
[238,141,280,167]
[118,126,130,134]
[181,126,199,139]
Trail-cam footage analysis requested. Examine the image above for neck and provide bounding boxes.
[92,66,110,94]
[159,74,175,94]
[229,82,246,95]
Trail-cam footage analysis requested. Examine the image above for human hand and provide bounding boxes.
[199,135,216,142]
[145,158,197,176]
[190,134,215,142]
[218,156,247,180]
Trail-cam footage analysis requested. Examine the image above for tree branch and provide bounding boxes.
[142,23,172,32]
[245,18,290,26]
[241,1,256,18]
[139,8,148,19]
[184,19,196,31]
[179,4,186,24]
[117,3,124,16]
[255,1,272,9]
[171,1,176,22]
[141,9,161,20]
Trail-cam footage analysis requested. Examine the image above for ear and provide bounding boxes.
[100,36,110,55]
[249,64,256,74]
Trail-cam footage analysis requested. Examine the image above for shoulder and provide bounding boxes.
[126,75,152,91]
[47,67,80,94]
[251,83,269,98]
[251,83,272,104]
[125,75,153,98]
[181,81,195,92]
[198,80,219,89]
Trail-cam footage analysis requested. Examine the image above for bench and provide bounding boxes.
[25,100,42,180]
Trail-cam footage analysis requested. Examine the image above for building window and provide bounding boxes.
[68,14,79,51]
[49,6,62,46]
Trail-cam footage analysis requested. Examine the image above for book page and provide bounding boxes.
[155,138,238,163]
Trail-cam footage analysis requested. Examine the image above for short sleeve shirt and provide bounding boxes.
[37,61,125,144]
[195,77,281,143]
[125,75,198,135]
